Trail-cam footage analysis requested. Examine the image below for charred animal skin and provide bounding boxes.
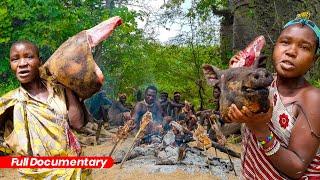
[203,65,273,122]
[40,31,101,98]
[40,17,122,99]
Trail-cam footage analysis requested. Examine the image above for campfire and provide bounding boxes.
[105,111,240,177]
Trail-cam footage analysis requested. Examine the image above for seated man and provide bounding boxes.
[168,91,185,121]
[159,92,170,117]
[108,93,131,126]
[132,86,163,143]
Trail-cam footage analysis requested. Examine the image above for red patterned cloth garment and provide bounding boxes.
[241,80,320,179]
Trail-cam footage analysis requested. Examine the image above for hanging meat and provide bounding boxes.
[40,16,122,99]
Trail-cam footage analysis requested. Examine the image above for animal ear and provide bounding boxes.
[252,55,267,68]
[202,64,221,86]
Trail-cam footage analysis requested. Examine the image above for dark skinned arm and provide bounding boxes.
[228,89,320,179]
[170,101,185,108]
[115,101,130,112]
[155,102,164,121]
[132,102,144,130]
[65,88,84,130]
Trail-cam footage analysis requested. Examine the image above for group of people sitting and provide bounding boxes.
[85,85,201,144]
[89,86,196,131]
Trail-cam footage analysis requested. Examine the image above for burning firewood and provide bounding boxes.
[120,111,152,168]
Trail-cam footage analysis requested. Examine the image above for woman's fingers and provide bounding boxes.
[242,106,253,117]
[227,100,274,125]
[227,109,237,122]
[228,104,246,123]
[232,104,244,118]
[224,116,233,123]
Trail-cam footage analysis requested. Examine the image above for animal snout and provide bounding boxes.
[251,68,273,86]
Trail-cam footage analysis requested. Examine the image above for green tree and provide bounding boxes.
[0,0,225,110]
[0,0,143,95]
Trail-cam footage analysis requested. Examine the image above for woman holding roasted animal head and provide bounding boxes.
[0,41,90,178]
[228,14,320,179]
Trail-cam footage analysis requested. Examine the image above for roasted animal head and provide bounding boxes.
[203,64,273,122]
[40,16,122,99]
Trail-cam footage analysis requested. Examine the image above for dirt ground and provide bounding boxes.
[86,138,241,180]
[0,126,242,180]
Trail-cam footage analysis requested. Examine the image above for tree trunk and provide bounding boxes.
[229,0,320,76]
[220,14,234,64]
[231,0,255,51]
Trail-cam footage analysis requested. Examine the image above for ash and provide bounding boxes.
[110,130,241,178]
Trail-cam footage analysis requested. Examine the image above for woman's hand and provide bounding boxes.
[228,102,273,134]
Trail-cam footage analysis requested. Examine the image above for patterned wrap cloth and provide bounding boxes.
[0,80,91,179]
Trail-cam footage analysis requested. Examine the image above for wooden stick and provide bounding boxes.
[214,147,218,157]
[109,139,122,156]
[119,128,144,168]
[226,148,237,176]
[119,111,152,168]
[203,145,212,175]
[211,141,240,158]
[95,120,104,144]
